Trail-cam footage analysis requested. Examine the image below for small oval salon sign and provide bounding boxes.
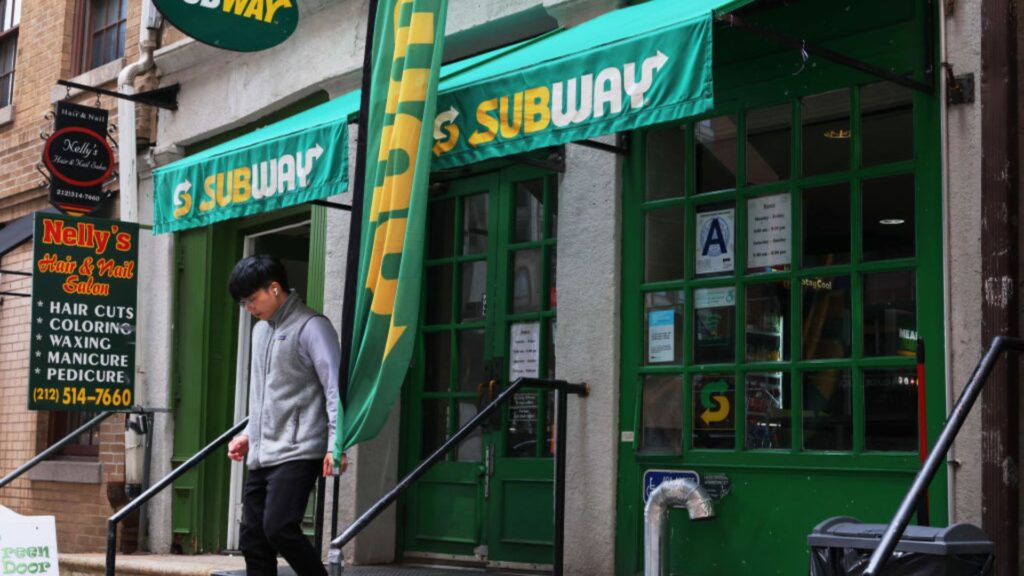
[43,127,114,187]
[153,0,299,52]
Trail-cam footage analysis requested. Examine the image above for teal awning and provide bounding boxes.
[430,0,754,168]
[153,0,751,233]
[153,91,360,234]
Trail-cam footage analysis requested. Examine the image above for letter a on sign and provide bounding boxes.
[696,208,734,275]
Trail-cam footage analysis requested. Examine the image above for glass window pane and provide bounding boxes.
[695,116,738,193]
[424,332,450,392]
[746,281,790,362]
[428,198,454,259]
[861,82,913,167]
[457,329,485,392]
[865,368,918,451]
[802,275,851,359]
[695,204,735,277]
[425,265,452,325]
[640,374,682,454]
[646,126,686,200]
[462,193,488,254]
[513,178,544,243]
[456,401,483,461]
[547,247,557,310]
[694,287,735,364]
[862,174,915,261]
[645,290,684,365]
[507,392,539,457]
[644,206,684,282]
[802,183,850,267]
[802,90,850,176]
[747,192,792,273]
[421,399,448,458]
[802,369,852,451]
[460,261,486,320]
[746,104,791,185]
[746,372,791,450]
[692,374,735,449]
[863,270,917,357]
[546,320,557,380]
[511,249,542,314]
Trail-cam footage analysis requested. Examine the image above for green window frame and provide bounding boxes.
[627,80,933,470]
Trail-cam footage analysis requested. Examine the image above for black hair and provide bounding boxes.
[228,254,290,302]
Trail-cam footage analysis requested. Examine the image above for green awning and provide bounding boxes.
[430,0,754,168]
[153,90,359,234]
[154,0,751,233]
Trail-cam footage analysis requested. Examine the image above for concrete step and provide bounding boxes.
[60,554,542,576]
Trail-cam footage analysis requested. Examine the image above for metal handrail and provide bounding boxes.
[0,411,115,489]
[105,417,249,576]
[328,377,588,576]
[864,336,1024,575]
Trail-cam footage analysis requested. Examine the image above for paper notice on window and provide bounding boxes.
[648,309,675,363]
[747,193,791,269]
[510,322,541,381]
[696,209,735,274]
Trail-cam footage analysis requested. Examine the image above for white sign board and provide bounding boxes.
[747,193,791,269]
[0,506,59,576]
[694,286,736,309]
[647,309,675,363]
[696,209,734,274]
[509,322,541,381]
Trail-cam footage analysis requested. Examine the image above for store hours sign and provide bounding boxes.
[28,213,138,411]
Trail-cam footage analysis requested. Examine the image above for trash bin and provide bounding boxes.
[808,517,994,576]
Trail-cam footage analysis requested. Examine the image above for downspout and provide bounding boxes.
[117,0,161,224]
[643,479,714,576]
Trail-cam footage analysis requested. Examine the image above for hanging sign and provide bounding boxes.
[43,101,113,216]
[0,506,59,576]
[153,0,299,52]
[695,208,734,275]
[28,213,138,411]
[747,193,791,270]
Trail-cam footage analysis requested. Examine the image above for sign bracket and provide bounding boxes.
[56,79,180,111]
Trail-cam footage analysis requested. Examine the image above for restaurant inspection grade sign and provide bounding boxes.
[28,212,138,411]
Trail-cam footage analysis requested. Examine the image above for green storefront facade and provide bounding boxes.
[153,0,947,572]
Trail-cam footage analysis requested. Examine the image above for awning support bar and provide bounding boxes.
[308,200,353,211]
[714,13,935,95]
[574,135,628,156]
[56,79,181,111]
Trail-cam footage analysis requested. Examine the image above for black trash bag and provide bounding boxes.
[810,545,993,575]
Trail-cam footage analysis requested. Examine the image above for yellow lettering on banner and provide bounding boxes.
[233,167,252,203]
[469,98,499,148]
[173,185,193,219]
[222,0,249,16]
[499,93,523,139]
[216,172,232,207]
[433,122,459,156]
[400,69,429,102]
[200,174,217,212]
[365,216,407,316]
[243,0,264,20]
[524,87,551,133]
[395,10,434,59]
[263,0,292,22]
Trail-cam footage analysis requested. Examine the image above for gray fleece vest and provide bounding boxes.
[246,293,328,469]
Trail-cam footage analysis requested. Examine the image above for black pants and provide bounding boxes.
[240,459,326,576]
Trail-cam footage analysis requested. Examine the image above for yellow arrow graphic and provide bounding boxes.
[700,395,730,426]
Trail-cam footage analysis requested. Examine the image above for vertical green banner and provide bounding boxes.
[28,213,139,411]
[336,0,448,454]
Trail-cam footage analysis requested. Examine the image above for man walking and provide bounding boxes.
[226,254,345,576]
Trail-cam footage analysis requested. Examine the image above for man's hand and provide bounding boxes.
[323,452,349,477]
[227,435,249,462]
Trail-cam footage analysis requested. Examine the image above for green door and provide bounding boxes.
[401,166,559,566]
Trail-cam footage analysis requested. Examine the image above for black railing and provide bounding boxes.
[327,377,588,576]
[863,336,1024,575]
[0,411,115,489]
[105,417,249,576]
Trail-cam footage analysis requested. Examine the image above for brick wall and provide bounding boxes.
[0,0,144,554]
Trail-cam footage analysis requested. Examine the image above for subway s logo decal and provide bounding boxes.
[153,0,299,52]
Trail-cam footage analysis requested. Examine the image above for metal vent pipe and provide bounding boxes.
[644,479,715,576]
